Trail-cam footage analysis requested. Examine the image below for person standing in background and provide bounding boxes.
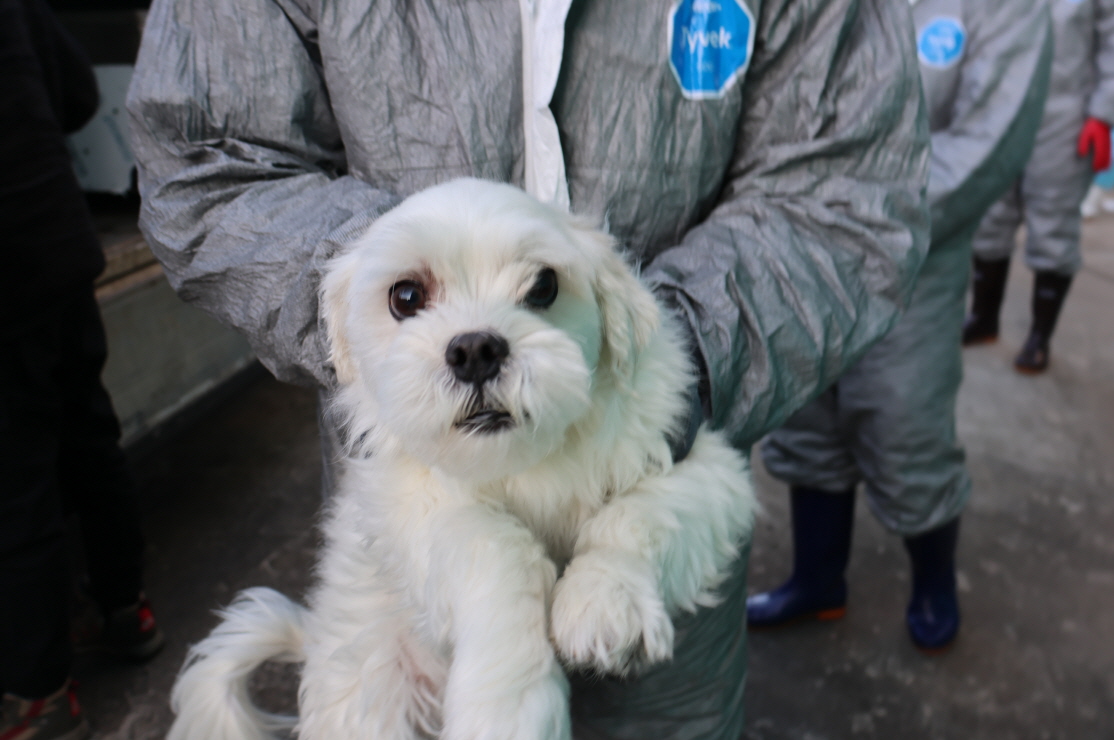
[753,0,1052,653]
[0,2,163,739]
[965,0,1114,373]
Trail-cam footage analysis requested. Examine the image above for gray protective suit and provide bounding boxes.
[763,0,1052,536]
[126,1,929,737]
[973,0,1114,276]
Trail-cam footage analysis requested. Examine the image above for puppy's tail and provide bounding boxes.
[167,587,307,740]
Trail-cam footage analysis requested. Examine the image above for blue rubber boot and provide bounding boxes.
[903,517,961,652]
[746,486,856,628]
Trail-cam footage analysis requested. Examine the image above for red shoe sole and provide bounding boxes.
[748,605,847,631]
[1013,363,1047,375]
[815,606,848,621]
[962,335,998,347]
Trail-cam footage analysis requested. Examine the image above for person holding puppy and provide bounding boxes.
[754,0,1052,652]
[127,0,930,737]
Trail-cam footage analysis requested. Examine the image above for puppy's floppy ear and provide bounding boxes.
[571,220,660,380]
[321,249,361,386]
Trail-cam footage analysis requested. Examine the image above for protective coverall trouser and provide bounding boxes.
[762,242,973,537]
[972,125,1093,276]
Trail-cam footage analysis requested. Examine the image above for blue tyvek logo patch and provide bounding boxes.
[918,17,966,68]
[669,0,755,100]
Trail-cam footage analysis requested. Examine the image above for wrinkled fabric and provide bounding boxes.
[763,242,973,535]
[126,0,930,443]
[763,0,1052,536]
[518,0,573,209]
[126,0,929,737]
[972,0,1114,276]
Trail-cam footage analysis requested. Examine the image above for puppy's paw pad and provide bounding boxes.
[550,553,673,675]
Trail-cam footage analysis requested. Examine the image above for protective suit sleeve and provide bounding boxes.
[1088,0,1114,124]
[126,0,399,389]
[644,0,931,450]
[924,1,1051,249]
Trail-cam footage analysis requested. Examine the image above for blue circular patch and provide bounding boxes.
[918,17,966,68]
[669,0,755,100]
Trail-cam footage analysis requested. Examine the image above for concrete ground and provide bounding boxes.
[72,216,1114,739]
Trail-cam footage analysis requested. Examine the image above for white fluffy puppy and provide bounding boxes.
[167,178,755,740]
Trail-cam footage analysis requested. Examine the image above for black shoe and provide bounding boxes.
[746,486,856,628]
[963,257,1010,346]
[1013,331,1049,374]
[1014,271,1072,374]
[102,595,165,661]
[74,593,165,661]
[0,680,90,740]
[903,518,961,653]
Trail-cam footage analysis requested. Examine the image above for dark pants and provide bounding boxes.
[0,287,144,698]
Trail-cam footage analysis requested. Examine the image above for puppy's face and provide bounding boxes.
[324,180,659,482]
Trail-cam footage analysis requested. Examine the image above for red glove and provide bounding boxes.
[1077,117,1112,172]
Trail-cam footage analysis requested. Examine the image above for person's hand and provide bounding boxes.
[1077,117,1112,172]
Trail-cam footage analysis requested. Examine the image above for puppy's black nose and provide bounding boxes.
[445,332,509,385]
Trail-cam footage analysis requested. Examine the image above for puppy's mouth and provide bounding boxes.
[454,388,515,434]
[455,408,515,434]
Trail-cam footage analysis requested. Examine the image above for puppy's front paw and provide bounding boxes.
[550,551,673,676]
[442,661,570,740]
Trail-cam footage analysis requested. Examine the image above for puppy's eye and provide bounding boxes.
[524,268,558,309]
[389,280,427,320]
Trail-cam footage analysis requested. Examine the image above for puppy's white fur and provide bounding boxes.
[167,179,755,740]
